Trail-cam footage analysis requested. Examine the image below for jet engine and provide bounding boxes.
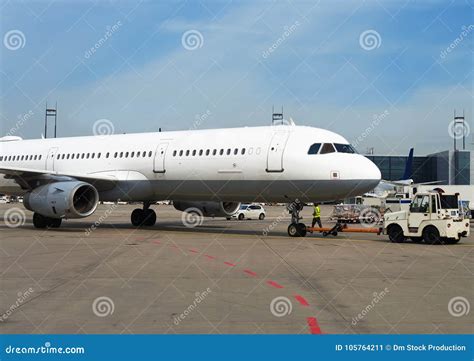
[173,201,240,217]
[24,181,99,219]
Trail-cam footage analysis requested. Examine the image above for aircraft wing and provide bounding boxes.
[0,166,118,191]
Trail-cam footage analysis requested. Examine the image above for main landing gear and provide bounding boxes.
[287,201,307,237]
[33,213,62,229]
[131,202,156,227]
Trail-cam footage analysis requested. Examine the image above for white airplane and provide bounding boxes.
[0,123,381,236]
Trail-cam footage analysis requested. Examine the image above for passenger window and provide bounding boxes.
[213,149,217,156]
[120,152,123,158]
[125,152,129,158]
[226,149,231,155]
[192,150,196,156]
[206,149,210,156]
[234,148,238,155]
[179,150,183,156]
[307,143,321,154]
[241,148,245,155]
[334,143,356,153]
[186,150,190,156]
[148,151,152,157]
[220,149,224,155]
[320,143,336,154]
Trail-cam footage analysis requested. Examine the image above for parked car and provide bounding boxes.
[230,204,266,220]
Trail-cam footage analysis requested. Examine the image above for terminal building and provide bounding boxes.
[366,150,473,185]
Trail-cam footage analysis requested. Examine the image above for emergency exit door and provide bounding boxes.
[266,130,290,172]
[153,142,169,173]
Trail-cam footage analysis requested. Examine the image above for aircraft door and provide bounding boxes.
[153,142,169,173]
[46,147,59,172]
[266,130,290,172]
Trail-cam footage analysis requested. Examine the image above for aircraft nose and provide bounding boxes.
[361,155,381,189]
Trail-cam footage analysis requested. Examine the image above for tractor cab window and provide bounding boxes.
[319,143,336,154]
[410,195,430,213]
[334,143,356,153]
[307,143,321,154]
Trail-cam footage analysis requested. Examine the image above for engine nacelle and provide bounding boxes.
[173,201,240,217]
[24,181,99,219]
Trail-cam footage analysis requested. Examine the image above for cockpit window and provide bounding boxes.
[307,143,321,154]
[320,143,336,154]
[334,143,356,153]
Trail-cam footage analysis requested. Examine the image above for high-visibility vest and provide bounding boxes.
[313,206,321,218]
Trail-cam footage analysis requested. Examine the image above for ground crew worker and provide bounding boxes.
[311,203,322,229]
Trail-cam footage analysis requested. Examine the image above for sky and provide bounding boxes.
[0,0,473,155]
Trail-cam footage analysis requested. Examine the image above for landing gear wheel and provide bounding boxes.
[297,223,307,237]
[131,208,144,227]
[423,226,441,245]
[259,213,265,220]
[288,223,307,237]
[388,225,405,243]
[33,213,48,229]
[48,218,62,228]
[238,213,245,221]
[143,209,156,226]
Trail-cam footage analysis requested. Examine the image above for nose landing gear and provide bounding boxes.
[287,200,307,237]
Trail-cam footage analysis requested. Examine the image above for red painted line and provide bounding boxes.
[188,249,199,253]
[307,317,322,334]
[224,261,236,267]
[204,254,216,260]
[243,269,258,277]
[267,280,284,289]
[294,295,310,307]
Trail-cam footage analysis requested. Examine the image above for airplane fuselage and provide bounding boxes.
[0,125,381,203]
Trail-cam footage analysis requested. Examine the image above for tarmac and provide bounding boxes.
[0,204,472,334]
